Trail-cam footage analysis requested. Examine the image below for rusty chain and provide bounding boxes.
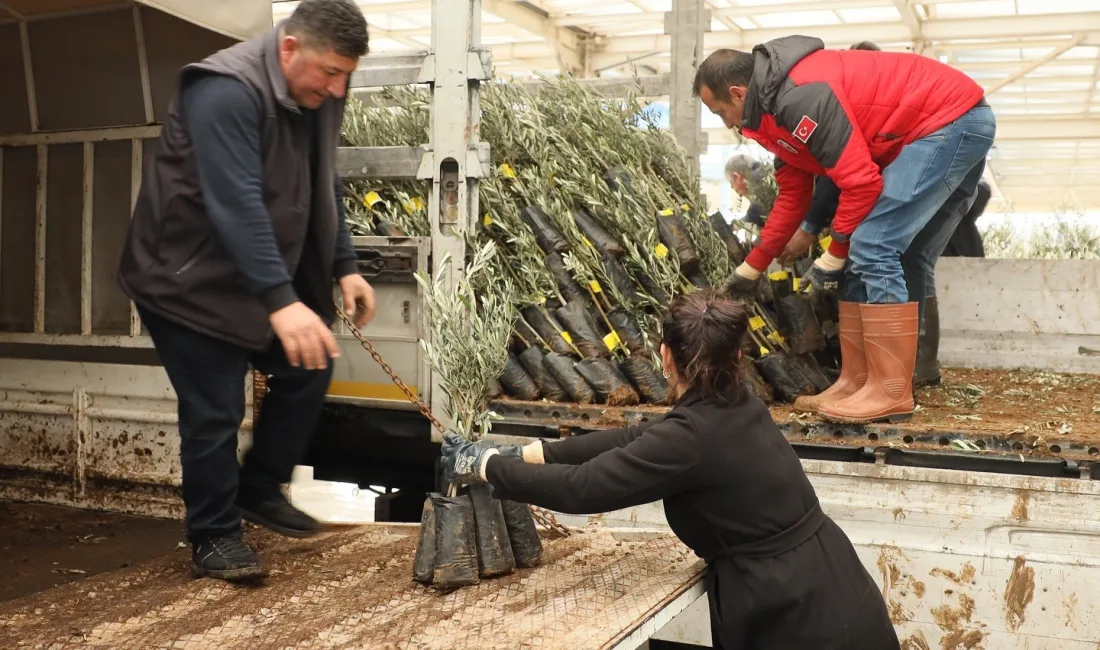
[336,307,571,538]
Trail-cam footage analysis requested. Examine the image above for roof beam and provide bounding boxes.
[353,74,671,104]
[938,37,1100,52]
[554,0,991,28]
[481,0,585,74]
[595,11,1100,55]
[956,58,1095,72]
[894,0,925,52]
[984,36,1088,95]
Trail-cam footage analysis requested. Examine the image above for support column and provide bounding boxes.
[665,0,709,167]
[425,0,486,438]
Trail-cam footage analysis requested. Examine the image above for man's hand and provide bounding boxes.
[723,262,763,301]
[442,433,499,485]
[779,228,816,264]
[339,274,376,329]
[798,252,847,297]
[270,302,341,370]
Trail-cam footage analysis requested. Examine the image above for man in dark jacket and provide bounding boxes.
[117,0,374,581]
[942,179,992,257]
[696,36,995,424]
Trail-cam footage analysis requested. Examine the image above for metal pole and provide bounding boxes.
[666,0,709,168]
[425,0,486,439]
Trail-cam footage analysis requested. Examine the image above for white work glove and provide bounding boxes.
[799,251,846,296]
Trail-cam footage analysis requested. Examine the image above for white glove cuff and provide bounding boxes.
[477,448,499,481]
[735,262,762,280]
[815,251,846,272]
[522,441,546,464]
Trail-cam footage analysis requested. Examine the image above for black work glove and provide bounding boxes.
[723,264,763,301]
[490,442,524,460]
[441,432,498,485]
[798,257,845,297]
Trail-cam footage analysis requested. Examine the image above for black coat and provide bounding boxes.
[486,385,900,649]
[943,180,991,258]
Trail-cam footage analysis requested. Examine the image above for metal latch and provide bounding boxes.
[355,246,417,284]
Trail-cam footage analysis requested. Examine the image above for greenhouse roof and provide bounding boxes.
[272,0,1100,212]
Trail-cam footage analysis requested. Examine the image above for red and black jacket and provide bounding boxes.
[738,36,986,271]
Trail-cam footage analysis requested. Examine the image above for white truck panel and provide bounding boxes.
[0,358,251,516]
[937,258,1100,373]
[561,460,1100,648]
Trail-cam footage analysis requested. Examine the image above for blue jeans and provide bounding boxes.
[844,104,996,311]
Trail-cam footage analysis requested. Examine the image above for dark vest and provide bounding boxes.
[117,23,345,350]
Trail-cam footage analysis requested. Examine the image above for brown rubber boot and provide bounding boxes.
[792,301,867,413]
[819,302,919,424]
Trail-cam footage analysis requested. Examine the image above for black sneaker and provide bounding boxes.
[236,490,319,539]
[191,534,267,581]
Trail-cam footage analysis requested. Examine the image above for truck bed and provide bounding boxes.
[0,524,704,650]
[490,367,1100,462]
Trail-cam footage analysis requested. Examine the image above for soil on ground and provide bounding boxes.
[771,367,1100,454]
[0,514,695,650]
[0,502,185,603]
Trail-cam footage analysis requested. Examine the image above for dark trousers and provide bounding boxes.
[139,306,333,543]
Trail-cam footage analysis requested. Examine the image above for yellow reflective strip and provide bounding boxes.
[327,381,419,401]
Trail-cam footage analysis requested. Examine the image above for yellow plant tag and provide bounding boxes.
[819,235,833,250]
[603,330,621,352]
[655,243,670,259]
[659,208,675,217]
[768,270,789,281]
[792,277,801,291]
[589,280,602,293]
[582,236,594,248]
[759,346,769,356]
[539,296,547,304]
[768,331,786,345]
[749,316,765,331]
[483,214,493,227]
[403,196,425,214]
[500,163,516,179]
[681,203,692,212]
[363,191,383,208]
[560,331,573,345]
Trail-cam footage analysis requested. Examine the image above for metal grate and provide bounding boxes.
[0,526,704,649]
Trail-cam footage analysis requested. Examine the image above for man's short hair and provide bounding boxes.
[849,41,881,51]
[724,154,759,180]
[285,0,370,58]
[693,49,755,98]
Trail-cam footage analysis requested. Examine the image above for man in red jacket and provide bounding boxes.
[695,36,995,424]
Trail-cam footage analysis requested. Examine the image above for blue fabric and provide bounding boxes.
[182,75,298,312]
[843,105,996,306]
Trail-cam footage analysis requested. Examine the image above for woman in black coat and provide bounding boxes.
[442,290,900,649]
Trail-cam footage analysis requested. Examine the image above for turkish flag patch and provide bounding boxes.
[794,115,818,143]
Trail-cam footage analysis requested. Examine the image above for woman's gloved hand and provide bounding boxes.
[490,440,546,463]
[723,262,763,300]
[441,433,498,485]
[490,442,524,459]
[799,251,846,296]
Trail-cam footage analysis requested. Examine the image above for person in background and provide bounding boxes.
[942,179,992,258]
[118,0,374,581]
[442,290,901,650]
[696,36,995,424]
[724,154,768,231]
